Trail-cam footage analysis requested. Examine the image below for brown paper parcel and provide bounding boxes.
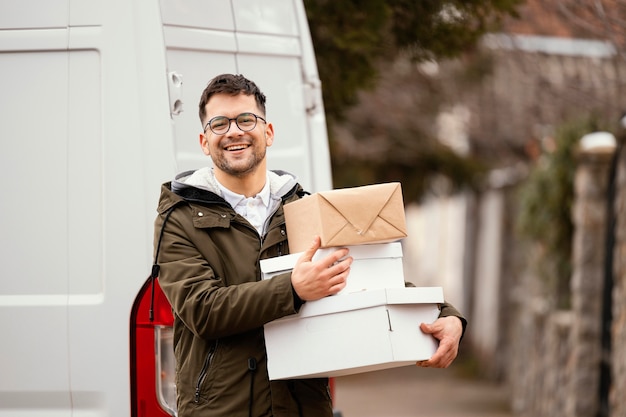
[284,182,407,252]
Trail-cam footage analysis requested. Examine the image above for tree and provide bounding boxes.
[305,0,522,121]
[304,0,523,193]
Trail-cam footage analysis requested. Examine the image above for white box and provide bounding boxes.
[264,287,443,380]
[260,242,405,294]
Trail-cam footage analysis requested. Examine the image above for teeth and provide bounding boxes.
[226,144,248,151]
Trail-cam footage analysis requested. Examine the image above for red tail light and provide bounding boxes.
[130,277,339,416]
[130,277,177,417]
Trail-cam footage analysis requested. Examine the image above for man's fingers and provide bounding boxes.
[331,263,351,281]
[327,276,348,295]
[321,247,350,268]
[419,322,434,334]
[417,317,462,368]
[327,254,352,273]
[291,243,352,300]
[416,346,449,368]
[297,236,321,263]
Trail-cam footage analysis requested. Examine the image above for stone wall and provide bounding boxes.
[569,146,615,417]
[506,141,620,417]
[463,37,626,417]
[465,38,626,159]
[611,143,626,417]
[507,267,575,416]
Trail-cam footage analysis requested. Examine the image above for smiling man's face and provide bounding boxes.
[200,93,274,179]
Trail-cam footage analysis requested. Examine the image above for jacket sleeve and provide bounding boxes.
[154,207,300,340]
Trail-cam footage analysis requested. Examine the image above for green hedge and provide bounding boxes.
[516,116,606,308]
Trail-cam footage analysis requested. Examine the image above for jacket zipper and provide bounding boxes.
[194,340,218,403]
[260,195,286,240]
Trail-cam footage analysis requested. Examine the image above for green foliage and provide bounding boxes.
[304,0,391,120]
[304,0,523,193]
[324,53,491,199]
[304,0,522,121]
[516,116,605,306]
[305,0,391,52]
[379,146,486,203]
[331,125,487,201]
[389,0,520,59]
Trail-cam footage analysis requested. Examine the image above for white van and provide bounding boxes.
[0,1,332,416]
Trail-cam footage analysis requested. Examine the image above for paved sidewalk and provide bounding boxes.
[333,364,513,417]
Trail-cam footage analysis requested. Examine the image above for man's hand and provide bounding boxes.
[291,236,352,301]
[416,316,463,368]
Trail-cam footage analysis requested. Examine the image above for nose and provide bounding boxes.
[226,119,244,135]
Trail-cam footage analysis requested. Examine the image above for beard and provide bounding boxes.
[211,142,267,178]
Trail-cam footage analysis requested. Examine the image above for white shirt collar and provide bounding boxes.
[215,174,271,210]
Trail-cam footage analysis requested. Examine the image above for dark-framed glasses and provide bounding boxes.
[204,112,267,135]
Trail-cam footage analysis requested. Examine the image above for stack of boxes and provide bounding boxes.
[261,183,444,380]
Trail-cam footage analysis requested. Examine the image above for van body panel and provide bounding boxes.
[233,0,299,36]
[0,47,73,416]
[0,0,69,29]
[0,0,331,416]
[160,0,234,31]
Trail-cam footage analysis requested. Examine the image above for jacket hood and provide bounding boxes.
[170,167,299,204]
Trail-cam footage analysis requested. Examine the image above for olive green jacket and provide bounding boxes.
[155,169,466,417]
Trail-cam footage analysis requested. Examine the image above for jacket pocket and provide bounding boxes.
[194,340,219,404]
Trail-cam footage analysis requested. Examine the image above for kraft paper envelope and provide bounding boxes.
[284,182,407,252]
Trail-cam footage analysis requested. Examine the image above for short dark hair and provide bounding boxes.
[198,74,267,124]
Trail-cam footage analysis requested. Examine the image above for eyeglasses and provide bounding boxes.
[204,112,267,135]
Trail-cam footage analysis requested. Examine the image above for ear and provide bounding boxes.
[264,122,275,147]
[199,133,210,155]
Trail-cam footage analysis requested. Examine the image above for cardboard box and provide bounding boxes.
[260,242,406,294]
[264,287,443,380]
[284,182,407,252]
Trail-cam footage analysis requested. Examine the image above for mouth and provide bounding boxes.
[224,143,250,151]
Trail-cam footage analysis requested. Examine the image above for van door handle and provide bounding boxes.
[167,71,184,116]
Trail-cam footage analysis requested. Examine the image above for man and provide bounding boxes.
[155,73,466,417]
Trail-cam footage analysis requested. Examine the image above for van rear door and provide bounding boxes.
[160,0,332,190]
